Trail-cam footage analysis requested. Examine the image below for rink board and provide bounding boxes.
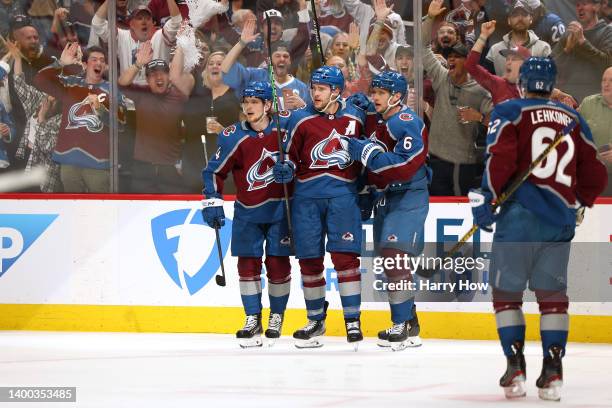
[0,195,610,342]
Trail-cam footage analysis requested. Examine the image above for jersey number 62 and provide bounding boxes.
[531,127,574,187]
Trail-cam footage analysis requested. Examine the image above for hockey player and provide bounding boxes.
[201,81,293,348]
[273,66,365,349]
[347,71,428,351]
[470,57,608,400]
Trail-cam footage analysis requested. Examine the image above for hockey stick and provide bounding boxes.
[447,119,578,256]
[309,0,326,65]
[214,226,226,286]
[202,134,227,287]
[266,16,295,252]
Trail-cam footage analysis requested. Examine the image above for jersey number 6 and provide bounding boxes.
[531,126,574,187]
[403,137,413,150]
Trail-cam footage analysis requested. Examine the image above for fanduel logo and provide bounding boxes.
[0,214,58,277]
[151,208,231,295]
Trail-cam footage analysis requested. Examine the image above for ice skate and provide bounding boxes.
[293,319,326,348]
[264,312,284,346]
[236,314,263,348]
[345,318,363,351]
[499,341,526,399]
[377,325,392,348]
[389,322,409,351]
[536,345,563,401]
[407,305,422,347]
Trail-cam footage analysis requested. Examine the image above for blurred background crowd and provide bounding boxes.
[0,0,609,195]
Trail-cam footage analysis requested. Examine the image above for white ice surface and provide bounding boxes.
[1,331,611,408]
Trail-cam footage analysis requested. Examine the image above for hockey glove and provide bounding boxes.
[348,137,384,167]
[347,92,372,111]
[201,196,225,229]
[273,160,295,184]
[358,188,381,221]
[468,188,496,233]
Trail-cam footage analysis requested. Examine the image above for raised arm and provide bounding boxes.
[118,41,152,86]
[33,43,82,98]
[465,21,499,92]
[423,0,447,46]
[220,18,259,74]
[167,0,180,18]
[91,0,110,42]
[366,0,393,56]
[170,44,195,97]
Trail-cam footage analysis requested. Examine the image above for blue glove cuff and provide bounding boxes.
[360,142,384,166]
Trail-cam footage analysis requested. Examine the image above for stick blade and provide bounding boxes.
[215,275,226,287]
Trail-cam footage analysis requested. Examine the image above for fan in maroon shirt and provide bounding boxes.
[468,20,578,108]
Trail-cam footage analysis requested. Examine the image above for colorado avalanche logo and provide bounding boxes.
[310,129,353,169]
[399,113,413,122]
[223,125,237,137]
[279,110,291,118]
[66,97,104,133]
[368,132,389,152]
[246,148,280,191]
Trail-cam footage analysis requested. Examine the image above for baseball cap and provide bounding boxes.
[510,0,533,15]
[500,45,532,60]
[264,9,284,22]
[525,0,541,9]
[9,14,33,32]
[145,59,170,75]
[395,44,414,59]
[443,43,469,58]
[129,5,153,19]
[369,18,394,38]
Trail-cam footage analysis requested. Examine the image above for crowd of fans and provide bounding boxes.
[0,0,609,195]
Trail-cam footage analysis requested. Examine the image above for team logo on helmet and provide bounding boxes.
[399,113,413,122]
[386,234,398,242]
[246,148,280,191]
[223,125,237,137]
[310,129,353,169]
[66,96,104,133]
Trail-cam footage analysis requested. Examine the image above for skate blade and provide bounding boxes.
[295,337,324,349]
[538,380,562,401]
[391,340,408,352]
[266,338,277,347]
[350,340,362,352]
[503,377,526,399]
[239,337,263,349]
[377,339,391,348]
[407,335,422,347]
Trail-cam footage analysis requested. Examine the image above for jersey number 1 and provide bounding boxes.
[531,127,574,187]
